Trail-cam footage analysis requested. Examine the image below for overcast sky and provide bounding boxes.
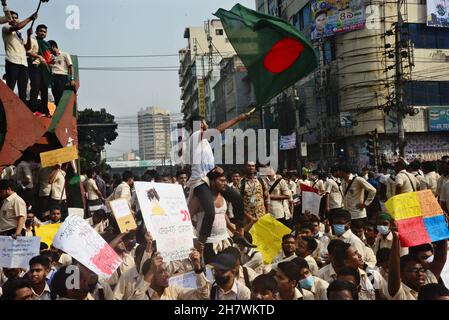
[2,0,255,157]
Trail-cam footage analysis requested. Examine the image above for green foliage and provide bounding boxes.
[77,108,118,172]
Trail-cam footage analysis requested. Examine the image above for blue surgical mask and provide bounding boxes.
[377,225,390,235]
[333,224,346,236]
[299,275,315,290]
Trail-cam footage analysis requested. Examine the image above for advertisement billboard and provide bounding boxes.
[311,0,366,40]
[429,107,449,131]
[427,0,449,28]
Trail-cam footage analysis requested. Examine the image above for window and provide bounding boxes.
[404,81,449,105]
[215,29,224,36]
[303,3,311,28]
[292,4,312,31]
[406,23,449,49]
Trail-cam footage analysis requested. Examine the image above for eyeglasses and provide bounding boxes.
[405,268,426,274]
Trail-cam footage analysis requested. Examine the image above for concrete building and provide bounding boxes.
[257,0,449,170]
[179,19,236,129]
[138,106,171,161]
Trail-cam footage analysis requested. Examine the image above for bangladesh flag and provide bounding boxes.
[37,37,53,88]
[214,4,318,107]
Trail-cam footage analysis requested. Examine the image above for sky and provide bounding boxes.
[2,0,255,157]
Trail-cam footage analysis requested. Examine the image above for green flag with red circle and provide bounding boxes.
[214,4,318,107]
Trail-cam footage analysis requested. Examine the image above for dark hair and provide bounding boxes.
[86,168,96,178]
[277,261,300,283]
[409,160,421,172]
[252,274,279,294]
[351,219,364,230]
[47,40,58,49]
[327,239,345,255]
[36,24,48,31]
[300,222,315,232]
[122,170,134,182]
[364,221,377,230]
[50,265,73,299]
[399,254,422,273]
[330,165,340,174]
[376,247,391,265]
[301,236,318,253]
[9,11,18,17]
[291,257,310,270]
[0,278,32,300]
[327,280,359,300]
[422,161,437,173]
[231,170,241,176]
[29,255,51,269]
[175,170,188,178]
[337,267,361,286]
[141,258,153,276]
[332,242,352,268]
[418,283,449,300]
[409,243,434,255]
[188,115,205,131]
[339,164,352,174]
[331,209,351,224]
[0,179,14,191]
[282,234,295,242]
[222,246,242,264]
[41,250,59,263]
[113,173,122,185]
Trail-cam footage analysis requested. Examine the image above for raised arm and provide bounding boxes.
[0,0,12,24]
[387,229,401,297]
[7,12,37,33]
[429,240,448,279]
[216,109,255,134]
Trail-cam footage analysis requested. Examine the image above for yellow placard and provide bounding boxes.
[249,214,292,264]
[385,192,422,220]
[34,223,62,247]
[40,146,78,168]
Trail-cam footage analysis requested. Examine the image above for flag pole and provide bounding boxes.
[30,0,43,29]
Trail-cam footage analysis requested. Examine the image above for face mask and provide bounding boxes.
[425,255,434,263]
[377,225,390,235]
[333,224,346,236]
[299,275,314,290]
[215,274,231,287]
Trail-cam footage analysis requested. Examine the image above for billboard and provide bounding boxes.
[429,107,449,131]
[311,0,366,40]
[427,0,449,28]
[280,133,296,150]
[197,78,206,117]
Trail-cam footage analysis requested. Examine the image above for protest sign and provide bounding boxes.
[109,198,137,233]
[40,145,78,168]
[134,182,194,263]
[169,267,214,289]
[385,190,449,247]
[35,223,62,247]
[52,215,122,279]
[0,236,40,268]
[249,214,292,264]
[68,207,85,218]
[302,191,322,216]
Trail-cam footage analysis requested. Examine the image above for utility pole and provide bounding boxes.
[395,0,406,157]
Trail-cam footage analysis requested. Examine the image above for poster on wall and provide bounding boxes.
[429,107,449,131]
[311,0,366,40]
[427,0,449,27]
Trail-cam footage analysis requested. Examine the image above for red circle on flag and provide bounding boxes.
[263,38,304,74]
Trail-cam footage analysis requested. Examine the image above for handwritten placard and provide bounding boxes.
[109,198,137,233]
[0,236,41,268]
[168,267,214,289]
[134,182,194,263]
[249,214,292,264]
[52,215,122,279]
[302,191,322,216]
[385,192,422,220]
[417,190,444,218]
[40,146,78,168]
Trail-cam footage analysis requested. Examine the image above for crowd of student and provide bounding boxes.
[1,154,449,300]
[1,1,75,116]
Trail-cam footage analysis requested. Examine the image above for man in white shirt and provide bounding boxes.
[2,9,36,103]
[28,255,51,300]
[421,161,439,196]
[48,39,75,106]
[340,164,376,221]
[324,165,343,217]
[394,159,420,195]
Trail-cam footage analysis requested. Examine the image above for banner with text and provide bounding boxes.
[40,146,79,168]
[0,236,40,268]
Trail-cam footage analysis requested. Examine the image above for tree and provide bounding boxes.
[77,108,118,172]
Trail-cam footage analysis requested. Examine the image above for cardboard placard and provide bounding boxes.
[109,198,137,233]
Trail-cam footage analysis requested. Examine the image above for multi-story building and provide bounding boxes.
[179,19,236,129]
[137,106,171,161]
[257,0,449,170]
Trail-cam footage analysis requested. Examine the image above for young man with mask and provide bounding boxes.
[294,257,329,300]
[331,209,377,268]
[272,234,297,264]
[373,212,408,256]
[409,241,448,285]
[275,260,314,300]
[250,274,279,300]
[340,164,377,222]
[28,255,51,300]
